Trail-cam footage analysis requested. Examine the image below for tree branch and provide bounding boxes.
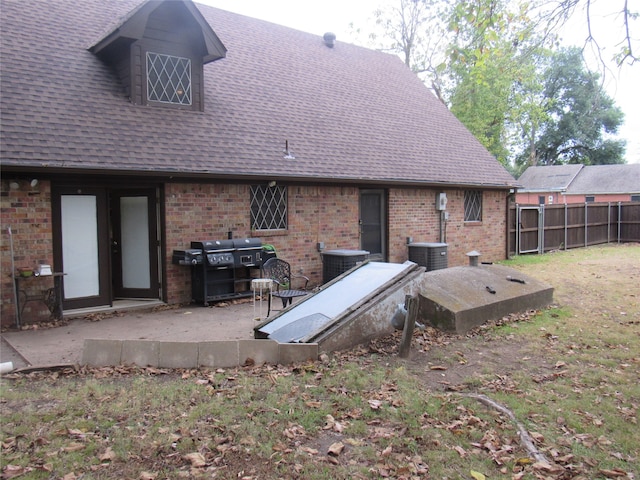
[460,393,551,465]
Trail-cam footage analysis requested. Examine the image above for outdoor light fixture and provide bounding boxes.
[30,179,39,187]
[268,180,277,188]
[9,181,20,190]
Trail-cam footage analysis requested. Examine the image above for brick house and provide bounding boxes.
[0,0,516,326]
[516,164,640,205]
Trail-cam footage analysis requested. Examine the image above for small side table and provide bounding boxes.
[251,278,272,320]
[14,272,65,327]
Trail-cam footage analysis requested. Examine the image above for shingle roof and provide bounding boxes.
[0,0,516,189]
[566,164,640,195]
[517,165,584,192]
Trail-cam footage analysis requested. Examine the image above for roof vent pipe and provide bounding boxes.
[323,32,336,48]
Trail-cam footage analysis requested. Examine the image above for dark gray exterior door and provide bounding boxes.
[360,189,387,261]
[52,187,111,310]
[110,189,160,299]
[53,185,161,310]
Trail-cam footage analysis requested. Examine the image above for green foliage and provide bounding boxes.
[520,47,626,166]
[444,0,550,165]
[365,0,630,169]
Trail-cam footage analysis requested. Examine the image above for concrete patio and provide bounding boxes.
[1,297,314,370]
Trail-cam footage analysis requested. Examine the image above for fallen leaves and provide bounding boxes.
[63,442,86,453]
[470,470,486,480]
[598,467,631,477]
[324,414,346,433]
[327,441,344,456]
[183,452,207,467]
[1,465,30,479]
[2,263,639,480]
[99,447,116,462]
[429,365,448,371]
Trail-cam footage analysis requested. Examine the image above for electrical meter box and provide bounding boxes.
[436,192,447,211]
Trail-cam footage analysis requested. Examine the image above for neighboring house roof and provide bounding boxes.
[517,165,584,192]
[565,164,640,195]
[517,164,640,196]
[0,0,516,189]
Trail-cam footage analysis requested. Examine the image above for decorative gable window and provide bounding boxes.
[250,185,287,231]
[464,190,482,222]
[89,1,226,112]
[146,52,192,105]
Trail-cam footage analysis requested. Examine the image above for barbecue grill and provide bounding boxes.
[173,237,263,305]
[232,238,262,267]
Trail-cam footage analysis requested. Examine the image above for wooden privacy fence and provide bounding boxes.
[508,202,640,256]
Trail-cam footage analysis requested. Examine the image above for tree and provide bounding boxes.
[519,47,626,166]
[363,0,629,169]
[445,0,547,164]
[366,0,450,102]
[366,0,551,166]
[538,0,639,67]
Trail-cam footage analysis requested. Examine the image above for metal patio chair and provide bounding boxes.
[261,257,309,316]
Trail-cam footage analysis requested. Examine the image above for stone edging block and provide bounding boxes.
[82,339,318,368]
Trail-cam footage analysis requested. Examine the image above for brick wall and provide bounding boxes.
[1,180,55,326]
[1,180,509,325]
[388,188,442,262]
[443,189,508,265]
[165,184,361,303]
[388,188,507,267]
[281,185,360,280]
[165,183,252,304]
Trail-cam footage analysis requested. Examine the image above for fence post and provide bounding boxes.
[584,202,588,247]
[515,204,520,255]
[607,202,611,244]
[564,204,568,250]
[618,202,622,243]
[540,204,545,254]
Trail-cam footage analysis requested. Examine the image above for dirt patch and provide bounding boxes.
[400,316,549,392]
[522,246,639,322]
[401,244,640,391]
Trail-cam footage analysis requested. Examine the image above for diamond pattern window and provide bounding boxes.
[146,52,192,105]
[250,185,287,231]
[464,190,482,222]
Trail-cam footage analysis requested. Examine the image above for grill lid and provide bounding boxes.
[232,238,262,250]
[191,239,235,252]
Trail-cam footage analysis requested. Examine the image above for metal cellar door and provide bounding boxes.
[110,189,159,299]
[359,189,387,262]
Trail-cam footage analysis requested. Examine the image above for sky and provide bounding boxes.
[201,0,639,164]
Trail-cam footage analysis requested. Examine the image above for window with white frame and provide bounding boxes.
[464,190,482,222]
[146,52,192,105]
[250,185,287,230]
